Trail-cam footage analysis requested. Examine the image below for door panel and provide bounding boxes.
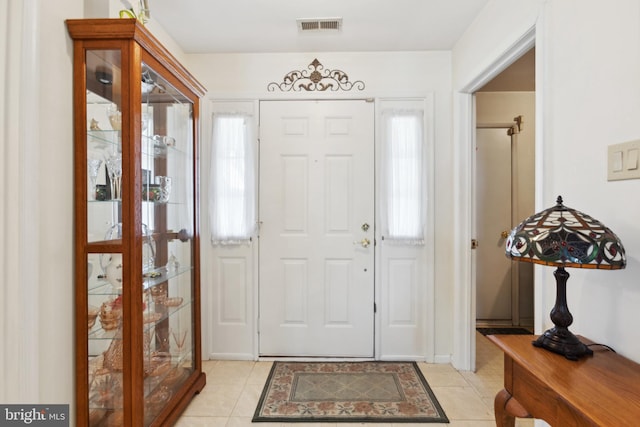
[259,100,374,357]
[476,128,513,321]
[207,101,257,360]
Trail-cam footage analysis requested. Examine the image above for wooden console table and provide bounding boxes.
[488,334,640,427]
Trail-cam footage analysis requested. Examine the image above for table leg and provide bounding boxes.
[494,388,531,427]
[495,389,516,427]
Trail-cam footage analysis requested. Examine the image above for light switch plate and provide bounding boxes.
[608,139,640,181]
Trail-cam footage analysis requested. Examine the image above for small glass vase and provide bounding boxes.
[87,158,103,200]
[105,154,122,200]
[155,175,172,203]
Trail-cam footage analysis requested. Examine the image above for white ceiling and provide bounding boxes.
[149,0,490,54]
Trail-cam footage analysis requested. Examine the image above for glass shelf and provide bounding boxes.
[142,266,193,289]
[88,265,192,295]
[141,134,187,158]
[88,300,192,341]
[88,129,120,143]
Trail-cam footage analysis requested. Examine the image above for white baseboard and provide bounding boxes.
[433,354,452,364]
[208,353,256,361]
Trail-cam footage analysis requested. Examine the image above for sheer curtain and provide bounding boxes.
[209,113,256,244]
[380,109,426,244]
[166,103,194,235]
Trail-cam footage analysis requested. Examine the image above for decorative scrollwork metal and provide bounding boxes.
[268,59,365,92]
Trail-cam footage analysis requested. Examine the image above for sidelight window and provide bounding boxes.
[209,113,256,244]
[380,110,426,244]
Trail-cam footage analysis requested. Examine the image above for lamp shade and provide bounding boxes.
[506,196,626,270]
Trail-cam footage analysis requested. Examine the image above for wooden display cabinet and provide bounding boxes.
[66,19,206,426]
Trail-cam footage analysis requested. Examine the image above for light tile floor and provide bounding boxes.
[176,333,533,427]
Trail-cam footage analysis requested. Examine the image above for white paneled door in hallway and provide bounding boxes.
[475,128,514,322]
[258,100,375,357]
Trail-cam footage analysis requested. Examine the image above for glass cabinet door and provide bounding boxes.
[85,48,126,426]
[139,62,196,425]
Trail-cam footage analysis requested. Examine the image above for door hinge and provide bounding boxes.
[471,239,479,249]
[374,303,377,313]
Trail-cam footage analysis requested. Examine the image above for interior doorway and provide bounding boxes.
[472,47,536,368]
[452,24,538,372]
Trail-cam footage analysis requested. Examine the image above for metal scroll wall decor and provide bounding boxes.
[267,58,365,92]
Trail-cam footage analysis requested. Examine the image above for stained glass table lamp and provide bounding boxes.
[505,196,626,360]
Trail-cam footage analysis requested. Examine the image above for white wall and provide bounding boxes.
[37,0,78,406]
[188,52,457,360]
[0,0,81,414]
[187,52,452,98]
[453,0,640,370]
[540,0,640,360]
[453,0,541,89]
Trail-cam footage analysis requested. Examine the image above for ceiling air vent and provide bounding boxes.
[297,18,342,32]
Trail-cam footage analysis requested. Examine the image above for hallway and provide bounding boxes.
[176,333,533,426]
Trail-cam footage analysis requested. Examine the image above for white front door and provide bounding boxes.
[258,100,375,357]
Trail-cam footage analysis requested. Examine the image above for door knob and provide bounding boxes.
[501,230,510,239]
[354,238,371,248]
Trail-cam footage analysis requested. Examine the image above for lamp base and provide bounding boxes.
[533,327,593,361]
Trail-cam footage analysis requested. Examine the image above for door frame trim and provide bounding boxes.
[203,93,437,363]
[452,24,541,371]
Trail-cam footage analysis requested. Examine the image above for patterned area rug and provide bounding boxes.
[252,361,449,423]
